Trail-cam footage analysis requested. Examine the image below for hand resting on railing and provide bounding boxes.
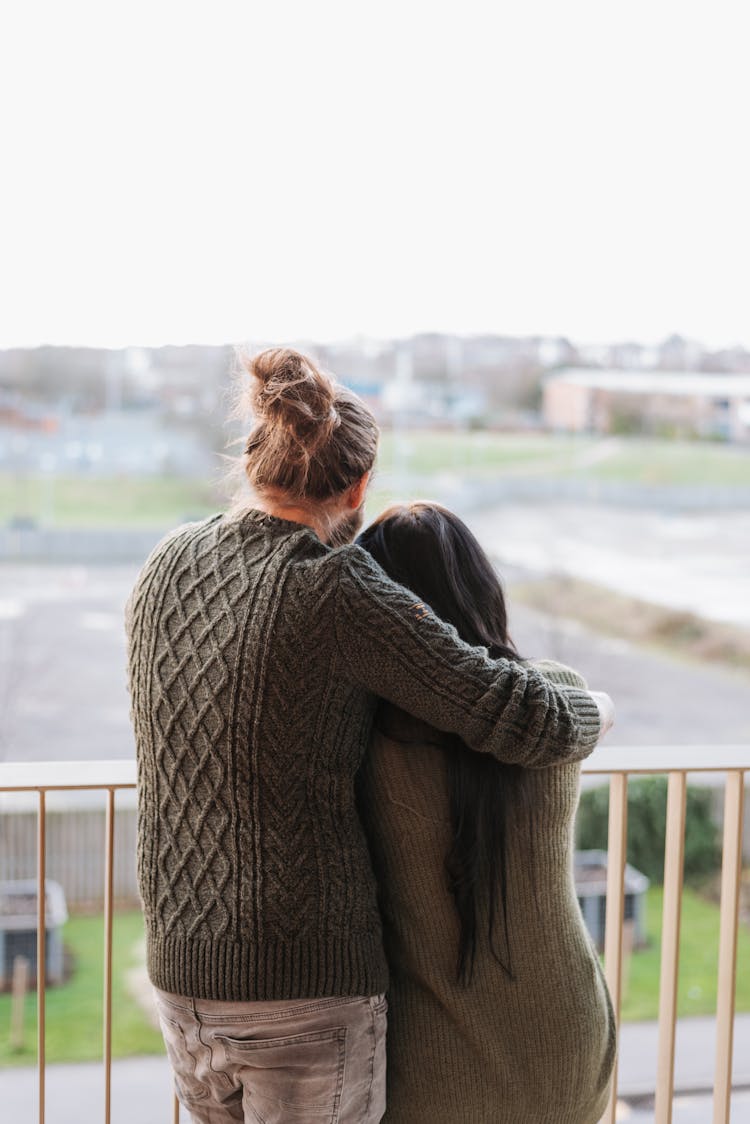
[590,691,615,739]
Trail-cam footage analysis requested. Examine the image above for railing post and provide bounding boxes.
[37,789,47,1124]
[602,772,628,1124]
[654,771,687,1124]
[103,788,116,1124]
[713,770,746,1124]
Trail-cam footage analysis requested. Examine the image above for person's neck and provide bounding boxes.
[253,498,327,541]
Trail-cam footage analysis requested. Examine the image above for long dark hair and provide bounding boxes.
[357,502,521,984]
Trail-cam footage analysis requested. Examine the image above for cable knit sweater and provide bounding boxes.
[357,660,616,1124]
[125,510,601,1002]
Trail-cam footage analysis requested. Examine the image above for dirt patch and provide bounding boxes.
[510,574,750,675]
[125,936,160,1028]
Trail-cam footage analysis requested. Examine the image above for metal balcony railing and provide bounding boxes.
[0,746,748,1124]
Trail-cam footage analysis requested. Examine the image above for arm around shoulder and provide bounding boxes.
[333,548,602,768]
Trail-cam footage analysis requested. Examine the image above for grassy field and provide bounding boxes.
[0,473,219,528]
[376,431,596,478]
[1,433,748,527]
[376,431,750,486]
[582,438,750,487]
[2,886,749,1066]
[621,885,750,1020]
[0,911,163,1067]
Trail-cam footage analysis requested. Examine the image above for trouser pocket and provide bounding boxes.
[217,1027,346,1123]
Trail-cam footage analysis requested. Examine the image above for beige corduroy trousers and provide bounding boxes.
[153,987,387,1124]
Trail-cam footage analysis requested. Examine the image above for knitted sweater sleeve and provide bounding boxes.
[526,658,589,691]
[334,548,602,767]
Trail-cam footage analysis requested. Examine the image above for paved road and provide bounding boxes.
[1,561,748,770]
[0,565,136,764]
[623,1089,750,1122]
[617,1012,750,1098]
[471,502,750,628]
[4,1014,750,1123]
[508,597,750,749]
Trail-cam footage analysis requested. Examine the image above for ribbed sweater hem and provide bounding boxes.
[145,927,389,1001]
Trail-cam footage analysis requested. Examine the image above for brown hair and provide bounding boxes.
[237,347,379,503]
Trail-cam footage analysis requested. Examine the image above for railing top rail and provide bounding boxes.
[0,760,137,791]
[0,746,749,791]
[582,744,750,775]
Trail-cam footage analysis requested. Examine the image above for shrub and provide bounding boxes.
[576,776,721,886]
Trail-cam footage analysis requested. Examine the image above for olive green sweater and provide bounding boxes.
[358,660,616,1124]
[126,511,601,1002]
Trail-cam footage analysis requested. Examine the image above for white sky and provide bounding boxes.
[1,0,748,350]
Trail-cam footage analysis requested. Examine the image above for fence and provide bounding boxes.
[0,803,139,908]
[2,793,748,913]
[0,527,166,563]
[0,746,748,1124]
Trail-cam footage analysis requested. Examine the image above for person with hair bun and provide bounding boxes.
[126,348,613,1124]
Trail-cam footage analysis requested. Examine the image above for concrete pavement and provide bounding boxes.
[617,1012,750,1097]
[1,1054,175,1124]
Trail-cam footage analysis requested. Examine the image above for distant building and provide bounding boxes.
[381,377,486,425]
[543,368,750,442]
[656,333,705,372]
[0,407,215,477]
[0,392,58,432]
[574,850,650,951]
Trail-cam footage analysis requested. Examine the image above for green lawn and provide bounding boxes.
[376,431,595,478]
[376,431,750,487]
[1,433,748,528]
[3,889,749,1064]
[0,473,219,528]
[0,911,164,1067]
[621,885,750,1021]
[583,438,750,487]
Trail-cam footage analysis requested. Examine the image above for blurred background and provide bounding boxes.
[1,330,748,761]
[1,2,749,1119]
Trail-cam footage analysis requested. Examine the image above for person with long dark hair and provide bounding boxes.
[357,502,616,1124]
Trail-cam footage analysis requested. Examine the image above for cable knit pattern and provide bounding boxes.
[126,511,601,1002]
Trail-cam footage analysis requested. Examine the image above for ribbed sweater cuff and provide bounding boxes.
[564,687,602,751]
[145,927,389,1002]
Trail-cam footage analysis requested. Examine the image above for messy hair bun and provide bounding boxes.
[246,348,340,451]
[238,347,378,502]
